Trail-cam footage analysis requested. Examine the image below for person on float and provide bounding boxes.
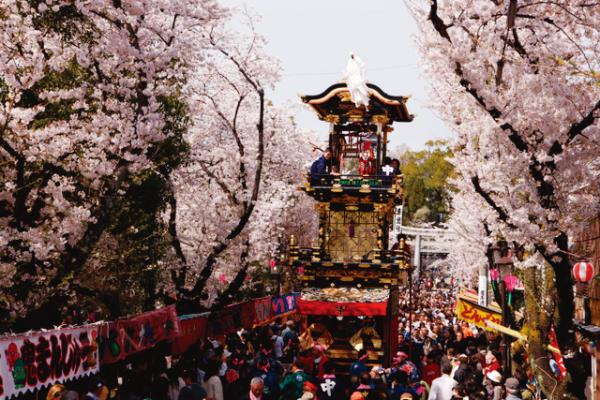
[357,142,374,176]
[310,148,332,176]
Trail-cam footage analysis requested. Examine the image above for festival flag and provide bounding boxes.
[548,325,567,380]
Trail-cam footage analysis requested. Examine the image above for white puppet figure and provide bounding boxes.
[344,52,370,108]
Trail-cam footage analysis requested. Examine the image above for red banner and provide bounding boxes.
[253,297,271,325]
[206,304,242,339]
[0,325,100,399]
[297,299,388,316]
[99,306,180,364]
[171,315,208,356]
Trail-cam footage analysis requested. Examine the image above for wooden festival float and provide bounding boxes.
[287,82,413,369]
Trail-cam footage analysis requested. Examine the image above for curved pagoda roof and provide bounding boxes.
[301,83,413,124]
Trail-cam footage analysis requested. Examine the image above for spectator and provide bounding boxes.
[178,369,207,400]
[46,384,65,400]
[422,354,441,387]
[279,360,309,400]
[350,372,375,400]
[504,377,521,400]
[203,360,224,400]
[270,326,284,360]
[83,379,103,400]
[485,370,504,400]
[427,361,456,400]
[318,361,344,400]
[60,391,79,400]
[281,320,298,346]
[244,377,265,400]
[350,349,370,385]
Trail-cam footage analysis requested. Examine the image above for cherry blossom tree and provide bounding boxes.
[168,12,316,310]
[0,0,225,328]
[408,0,599,395]
[0,1,316,328]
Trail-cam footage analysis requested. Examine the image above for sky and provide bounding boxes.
[222,0,454,151]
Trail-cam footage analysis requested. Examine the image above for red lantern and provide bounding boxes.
[489,269,499,282]
[572,261,594,283]
[504,274,519,292]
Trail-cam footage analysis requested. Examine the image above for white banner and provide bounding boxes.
[0,325,99,399]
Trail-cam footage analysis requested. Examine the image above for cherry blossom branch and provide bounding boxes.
[470,175,516,228]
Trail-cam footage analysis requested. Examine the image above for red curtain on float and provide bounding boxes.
[297,299,388,316]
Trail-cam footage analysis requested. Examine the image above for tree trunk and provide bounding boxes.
[523,266,577,399]
[548,233,575,349]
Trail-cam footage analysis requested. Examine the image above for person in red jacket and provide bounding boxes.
[422,353,441,387]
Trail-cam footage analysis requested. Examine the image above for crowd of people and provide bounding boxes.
[33,277,593,400]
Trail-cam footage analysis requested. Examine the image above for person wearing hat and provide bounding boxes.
[350,372,375,400]
[301,380,318,398]
[484,370,503,400]
[451,355,469,383]
[504,377,521,400]
[393,352,419,383]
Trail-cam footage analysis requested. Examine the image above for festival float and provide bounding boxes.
[288,67,414,369]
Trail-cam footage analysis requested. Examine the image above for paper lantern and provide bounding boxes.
[489,269,499,282]
[504,274,519,292]
[572,261,594,283]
